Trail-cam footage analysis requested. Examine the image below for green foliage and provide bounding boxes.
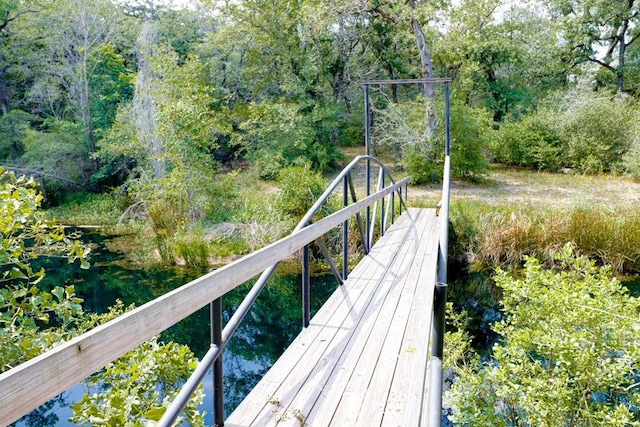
[447,244,640,426]
[557,92,634,174]
[438,0,560,121]
[88,42,135,141]
[374,96,490,183]
[493,91,637,174]
[71,337,205,427]
[174,229,210,268]
[622,112,640,180]
[22,119,94,197]
[493,112,563,171]
[0,168,91,371]
[0,284,84,372]
[276,164,326,217]
[0,169,90,281]
[47,192,129,226]
[449,102,491,181]
[233,101,341,179]
[403,144,441,184]
[0,110,33,162]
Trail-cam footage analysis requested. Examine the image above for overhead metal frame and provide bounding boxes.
[363,77,452,427]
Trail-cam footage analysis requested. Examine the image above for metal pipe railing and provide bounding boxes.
[159,157,409,427]
[427,80,452,427]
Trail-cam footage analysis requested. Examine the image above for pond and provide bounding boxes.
[13,230,339,426]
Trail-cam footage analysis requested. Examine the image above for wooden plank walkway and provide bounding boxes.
[226,208,440,426]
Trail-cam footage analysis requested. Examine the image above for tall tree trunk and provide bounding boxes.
[617,21,628,93]
[0,63,9,115]
[410,17,435,99]
[408,9,437,144]
[134,20,165,180]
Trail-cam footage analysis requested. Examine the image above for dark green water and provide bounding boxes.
[14,230,339,426]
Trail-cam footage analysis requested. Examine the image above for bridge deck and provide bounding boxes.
[226,208,440,426]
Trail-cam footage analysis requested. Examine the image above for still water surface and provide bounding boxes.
[15,230,338,426]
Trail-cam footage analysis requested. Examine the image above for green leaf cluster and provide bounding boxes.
[71,337,205,427]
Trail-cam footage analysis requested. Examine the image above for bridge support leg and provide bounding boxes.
[302,244,311,328]
[211,298,225,426]
[427,282,447,427]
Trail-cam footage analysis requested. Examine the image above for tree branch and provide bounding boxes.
[587,56,616,73]
[0,8,41,32]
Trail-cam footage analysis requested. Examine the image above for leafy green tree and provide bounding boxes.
[0,109,33,161]
[547,0,640,93]
[437,0,563,121]
[446,244,640,426]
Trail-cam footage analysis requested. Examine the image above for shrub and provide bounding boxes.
[374,96,491,183]
[404,144,441,184]
[233,101,342,179]
[276,164,326,217]
[449,103,491,181]
[492,111,564,172]
[447,245,640,426]
[493,91,638,174]
[556,92,634,173]
[623,113,640,179]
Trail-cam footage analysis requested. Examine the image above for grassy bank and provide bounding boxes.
[49,163,640,272]
[409,165,640,273]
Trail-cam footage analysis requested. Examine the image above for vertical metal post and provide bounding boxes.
[211,299,224,426]
[445,82,451,158]
[380,169,386,236]
[391,187,395,224]
[427,283,447,427]
[342,174,349,281]
[302,244,311,328]
[364,84,371,253]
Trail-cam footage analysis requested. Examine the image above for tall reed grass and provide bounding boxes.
[452,201,640,273]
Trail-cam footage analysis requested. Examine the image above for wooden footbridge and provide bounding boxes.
[0,79,452,426]
[225,207,441,426]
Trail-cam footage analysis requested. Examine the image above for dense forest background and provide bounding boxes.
[3,0,640,208]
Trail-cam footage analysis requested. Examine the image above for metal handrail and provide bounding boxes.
[0,166,408,427]
[159,156,409,426]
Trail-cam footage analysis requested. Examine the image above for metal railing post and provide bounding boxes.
[343,174,349,281]
[427,282,447,427]
[365,84,371,253]
[391,186,395,224]
[381,169,386,236]
[211,298,224,426]
[302,244,311,328]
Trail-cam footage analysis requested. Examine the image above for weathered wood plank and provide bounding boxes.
[0,179,409,427]
[382,213,439,426]
[279,213,426,425]
[328,209,436,426]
